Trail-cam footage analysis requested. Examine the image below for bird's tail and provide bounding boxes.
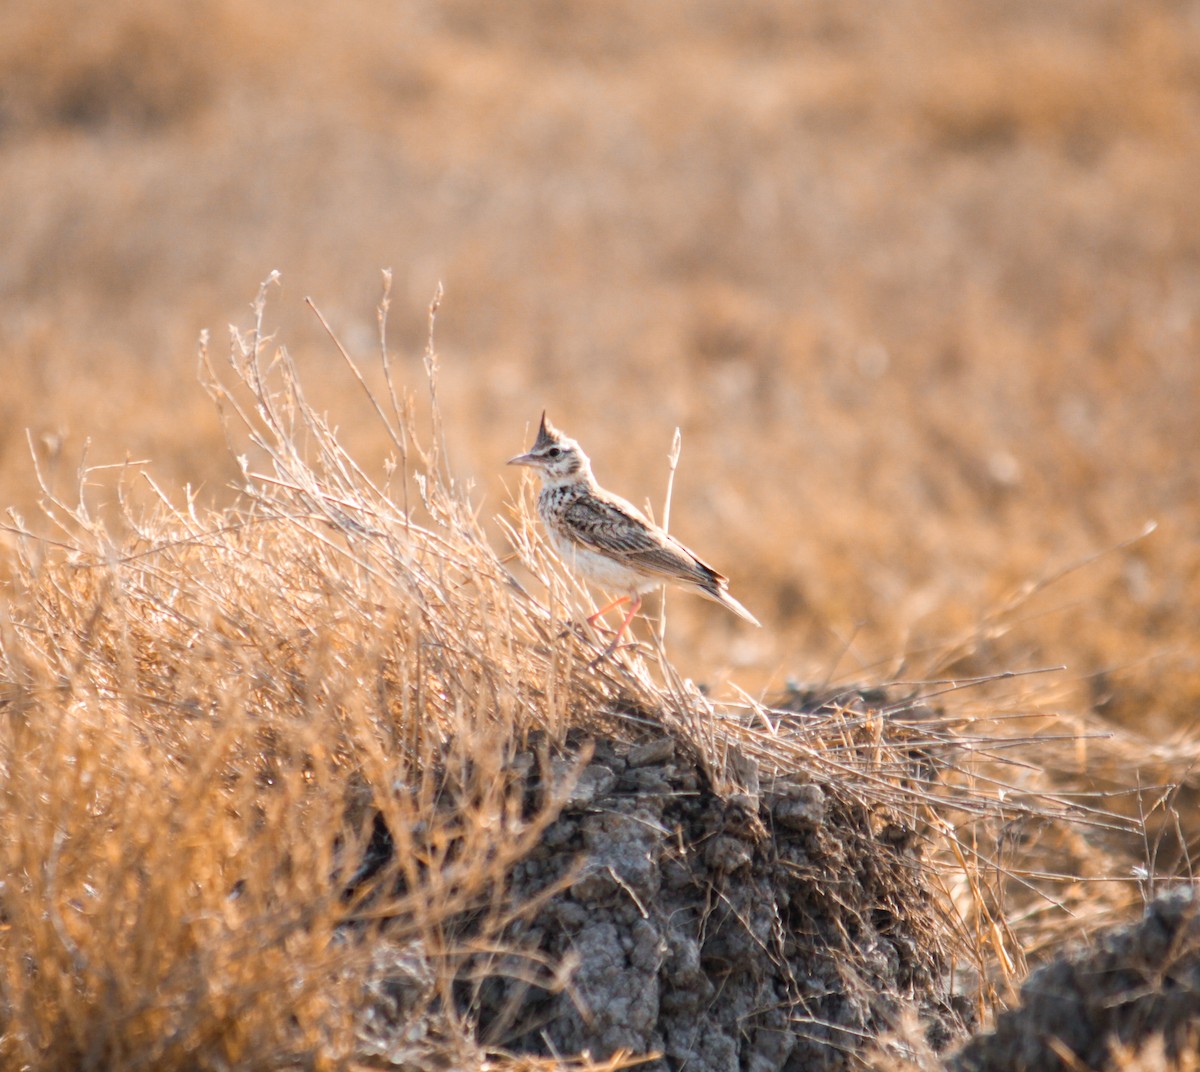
[698,582,762,627]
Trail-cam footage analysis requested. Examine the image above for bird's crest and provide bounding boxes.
[534,411,563,450]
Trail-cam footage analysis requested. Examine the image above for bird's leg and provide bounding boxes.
[556,594,630,641]
[591,594,643,665]
[610,595,642,643]
[585,594,630,634]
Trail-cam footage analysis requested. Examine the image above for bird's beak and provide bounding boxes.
[507,451,538,467]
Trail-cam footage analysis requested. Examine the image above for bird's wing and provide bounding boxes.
[560,493,724,585]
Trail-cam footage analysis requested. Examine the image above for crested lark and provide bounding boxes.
[508,413,760,653]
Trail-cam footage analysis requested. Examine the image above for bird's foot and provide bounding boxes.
[586,636,647,669]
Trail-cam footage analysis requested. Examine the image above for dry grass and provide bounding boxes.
[0,0,1197,719]
[0,279,672,1069]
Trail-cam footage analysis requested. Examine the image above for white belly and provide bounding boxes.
[548,529,656,594]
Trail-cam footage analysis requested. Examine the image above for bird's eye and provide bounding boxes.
[546,447,562,458]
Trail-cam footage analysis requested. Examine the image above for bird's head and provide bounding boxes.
[507,412,591,485]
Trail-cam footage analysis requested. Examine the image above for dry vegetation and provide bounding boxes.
[0,280,1178,1069]
[0,0,1199,1068]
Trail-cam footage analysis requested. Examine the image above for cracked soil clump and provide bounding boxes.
[465,727,972,1072]
[949,886,1200,1072]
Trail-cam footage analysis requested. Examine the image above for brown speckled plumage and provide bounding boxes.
[508,413,760,644]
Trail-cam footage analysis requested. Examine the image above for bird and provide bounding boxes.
[508,412,760,657]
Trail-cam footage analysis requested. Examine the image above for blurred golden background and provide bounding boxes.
[1,0,1197,726]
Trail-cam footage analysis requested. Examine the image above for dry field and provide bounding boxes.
[1,0,1198,708]
[1,1,1199,1068]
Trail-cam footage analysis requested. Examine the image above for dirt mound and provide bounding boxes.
[950,886,1200,1072]
[432,720,974,1072]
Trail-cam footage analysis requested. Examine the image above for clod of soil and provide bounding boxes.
[452,725,972,1072]
[948,885,1200,1072]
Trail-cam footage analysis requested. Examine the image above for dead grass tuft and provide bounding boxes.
[0,277,665,1069]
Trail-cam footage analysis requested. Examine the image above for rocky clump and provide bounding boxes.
[462,729,971,1072]
[949,885,1200,1072]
